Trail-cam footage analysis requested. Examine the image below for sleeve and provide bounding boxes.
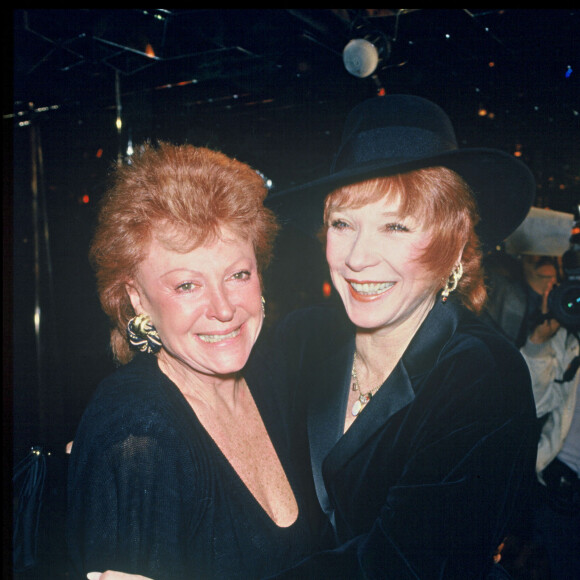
[270,335,537,579]
[520,330,569,417]
[520,329,578,471]
[66,385,203,580]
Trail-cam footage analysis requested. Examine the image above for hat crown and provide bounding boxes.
[333,95,459,172]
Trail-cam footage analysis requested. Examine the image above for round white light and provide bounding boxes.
[342,38,379,78]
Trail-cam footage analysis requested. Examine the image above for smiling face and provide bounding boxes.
[326,193,441,336]
[126,227,263,381]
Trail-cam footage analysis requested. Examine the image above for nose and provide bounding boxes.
[206,284,235,322]
[345,230,380,272]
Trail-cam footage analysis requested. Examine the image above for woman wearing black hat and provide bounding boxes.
[263,94,539,578]
[90,96,539,579]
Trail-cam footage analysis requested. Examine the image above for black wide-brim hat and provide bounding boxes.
[266,94,536,248]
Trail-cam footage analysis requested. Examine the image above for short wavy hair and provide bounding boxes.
[90,142,279,363]
[320,166,487,313]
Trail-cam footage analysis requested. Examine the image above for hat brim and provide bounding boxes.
[266,147,535,249]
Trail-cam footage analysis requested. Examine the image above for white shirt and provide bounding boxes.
[521,327,580,476]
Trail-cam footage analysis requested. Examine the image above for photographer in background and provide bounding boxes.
[519,246,579,580]
[484,209,579,580]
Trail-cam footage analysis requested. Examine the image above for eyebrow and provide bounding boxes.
[328,206,403,217]
[159,258,255,279]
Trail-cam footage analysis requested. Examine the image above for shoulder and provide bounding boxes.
[75,355,182,446]
[68,355,206,495]
[454,308,523,359]
[90,355,163,409]
[406,307,535,439]
[444,307,533,405]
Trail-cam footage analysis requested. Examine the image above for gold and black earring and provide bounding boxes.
[127,314,162,354]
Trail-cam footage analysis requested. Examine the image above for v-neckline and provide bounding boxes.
[161,369,301,529]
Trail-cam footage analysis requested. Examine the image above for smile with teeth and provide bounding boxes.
[198,327,241,343]
[349,280,394,296]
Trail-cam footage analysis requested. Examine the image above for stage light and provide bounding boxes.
[343,32,391,78]
[343,38,379,78]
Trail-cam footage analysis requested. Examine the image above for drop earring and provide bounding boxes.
[441,263,463,303]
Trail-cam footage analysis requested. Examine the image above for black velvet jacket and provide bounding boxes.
[269,297,538,579]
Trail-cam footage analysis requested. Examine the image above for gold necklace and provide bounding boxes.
[351,351,384,417]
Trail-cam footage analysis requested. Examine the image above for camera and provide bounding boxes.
[547,248,580,330]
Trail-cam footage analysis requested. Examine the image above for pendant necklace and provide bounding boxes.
[351,351,384,417]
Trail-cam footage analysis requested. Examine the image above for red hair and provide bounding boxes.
[90,142,279,363]
[321,167,487,313]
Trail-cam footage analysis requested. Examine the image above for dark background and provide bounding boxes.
[5,9,579,577]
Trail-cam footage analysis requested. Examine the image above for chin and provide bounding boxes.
[343,307,385,330]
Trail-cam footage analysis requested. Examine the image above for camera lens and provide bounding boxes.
[548,280,580,329]
[561,285,580,316]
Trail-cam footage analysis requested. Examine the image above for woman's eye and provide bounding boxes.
[231,270,251,281]
[330,219,350,230]
[176,282,198,293]
[385,222,409,232]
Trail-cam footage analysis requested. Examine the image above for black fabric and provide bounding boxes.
[540,458,580,515]
[66,344,325,580]
[268,299,538,579]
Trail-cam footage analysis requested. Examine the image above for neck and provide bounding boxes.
[157,350,244,411]
[355,295,434,380]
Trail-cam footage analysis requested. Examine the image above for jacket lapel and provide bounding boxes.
[307,336,354,520]
[307,298,461,510]
[326,359,415,477]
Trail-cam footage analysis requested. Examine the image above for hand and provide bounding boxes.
[87,572,154,580]
[529,287,560,344]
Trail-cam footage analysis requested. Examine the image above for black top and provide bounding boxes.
[66,340,325,580]
[268,298,538,579]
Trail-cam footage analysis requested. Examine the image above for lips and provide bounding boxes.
[347,280,394,301]
[197,326,241,343]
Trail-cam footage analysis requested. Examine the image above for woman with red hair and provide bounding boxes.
[263,95,539,578]
[67,142,325,579]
